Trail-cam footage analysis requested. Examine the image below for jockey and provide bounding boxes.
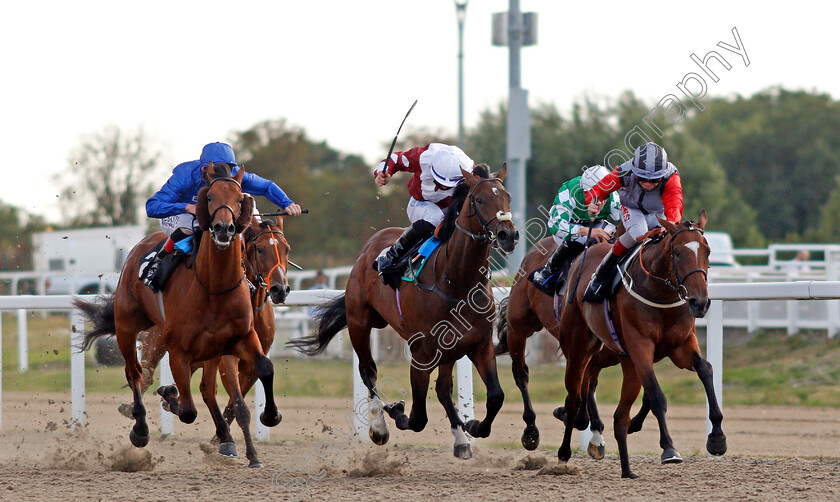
[372,143,474,280]
[142,142,302,292]
[531,165,620,292]
[582,142,684,302]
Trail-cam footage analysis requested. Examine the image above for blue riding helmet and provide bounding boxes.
[200,142,240,175]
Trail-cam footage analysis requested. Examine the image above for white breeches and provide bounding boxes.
[619,206,664,248]
[406,198,445,226]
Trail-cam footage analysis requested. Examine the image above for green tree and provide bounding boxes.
[57,125,162,227]
[687,88,840,240]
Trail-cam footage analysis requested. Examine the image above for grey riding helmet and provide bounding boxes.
[630,142,669,179]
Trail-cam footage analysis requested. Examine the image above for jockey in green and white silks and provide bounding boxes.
[531,165,620,291]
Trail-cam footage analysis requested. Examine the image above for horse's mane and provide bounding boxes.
[437,164,490,244]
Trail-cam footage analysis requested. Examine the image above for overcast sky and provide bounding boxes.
[1,1,833,222]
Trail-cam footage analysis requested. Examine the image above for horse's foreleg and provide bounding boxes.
[139,328,166,395]
[627,338,680,464]
[558,343,592,463]
[669,340,727,456]
[157,348,198,424]
[583,364,605,460]
[628,390,651,434]
[117,325,148,447]
[234,329,281,427]
[464,341,504,440]
[613,358,642,479]
[434,362,471,459]
[385,364,431,433]
[200,358,237,458]
[508,323,539,450]
[219,356,262,467]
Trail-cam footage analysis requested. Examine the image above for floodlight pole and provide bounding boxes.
[455,1,468,147]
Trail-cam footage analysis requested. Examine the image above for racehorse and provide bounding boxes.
[115,214,291,466]
[553,210,727,478]
[288,165,518,459]
[75,163,283,457]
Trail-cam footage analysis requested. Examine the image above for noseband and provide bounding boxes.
[454,178,513,246]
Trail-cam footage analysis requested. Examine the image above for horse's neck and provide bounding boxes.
[196,232,242,291]
[439,214,491,292]
[244,258,265,306]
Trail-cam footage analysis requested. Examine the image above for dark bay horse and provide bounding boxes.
[116,214,291,467]
[289,165,518,459]
[552,210,726,478]
[76,163,283,456]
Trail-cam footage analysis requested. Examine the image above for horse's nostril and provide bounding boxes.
[513,230,520,242]
[226,224,235,235]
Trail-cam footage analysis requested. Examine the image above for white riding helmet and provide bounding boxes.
[580,165,611,192]
[629,142,669,179]
[431,145,474,188]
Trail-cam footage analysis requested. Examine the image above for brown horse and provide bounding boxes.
[289,165,518,458]
[76,163,283,455]
[551,210,726,478]
[116,214,291,467]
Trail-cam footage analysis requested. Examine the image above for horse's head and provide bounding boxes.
[243,216,292,304]
[458,164,519,253]
[195,162,253,249]
[658,210,710,318]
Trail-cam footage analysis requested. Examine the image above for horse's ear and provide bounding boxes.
[235,194,254,234]
[658,217,678,234]
[234,164,245,184]
[697,209,707,230]
[195,186,211,231]
[202,161,214,183]
[274,214,285,232]
[496,163,507,181]
[461,167,478,187]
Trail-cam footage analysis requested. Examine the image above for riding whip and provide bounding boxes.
[259,209,309,217]
[379,100,418,186]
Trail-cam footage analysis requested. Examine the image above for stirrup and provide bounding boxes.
[143,260,161,287]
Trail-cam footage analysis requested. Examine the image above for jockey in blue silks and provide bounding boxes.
[142,142,301,291]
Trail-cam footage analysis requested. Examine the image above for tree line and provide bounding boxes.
[3,86,837,270]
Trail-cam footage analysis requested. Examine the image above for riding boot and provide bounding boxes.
[582,249,621,303]
[373,220,436,278]
[142,249,169,288]
[148,249,186,293]
[532,240,581,286]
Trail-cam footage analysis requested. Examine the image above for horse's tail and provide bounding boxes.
[494,296,510,355]
[72,295,116,353]
[286,294,347,356]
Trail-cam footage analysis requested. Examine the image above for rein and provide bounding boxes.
[622,223,708,308]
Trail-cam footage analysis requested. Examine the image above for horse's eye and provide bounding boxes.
[206,195,212,202]
[256,247,263,254]
[476,197,485,205]
[674,250,681,257]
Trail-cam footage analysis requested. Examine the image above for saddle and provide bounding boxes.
[379,237,443,291]
[139,233,200,292]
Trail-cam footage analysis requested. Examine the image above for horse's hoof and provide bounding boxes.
[553,406,567,422]
[706,433,727,456]
[369,427,389,446]
[661,448,683,464]
[178,409,197,424]
[117,403,134,419]
[454,443,473,460]
[464,419,483,438]
[218,442,238,458]
[156,385,177,399]
[622,471,639,479]
[383,400,405,419]
[260,410,282,427]
[587,441,605,460]
[248,460,263,469]
[129,428,149,448]
[628,416,644,434]
[521,424,540,451]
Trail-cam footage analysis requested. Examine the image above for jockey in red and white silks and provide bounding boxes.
[582,142,684,302]
[372,143,475,277]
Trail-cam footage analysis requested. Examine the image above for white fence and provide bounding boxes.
[2,281,840,446]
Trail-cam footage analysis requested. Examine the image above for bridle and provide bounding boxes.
[638,222,708,302]
[244,225,289,310]
[454,178,514,246]
[206,177,243,238]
